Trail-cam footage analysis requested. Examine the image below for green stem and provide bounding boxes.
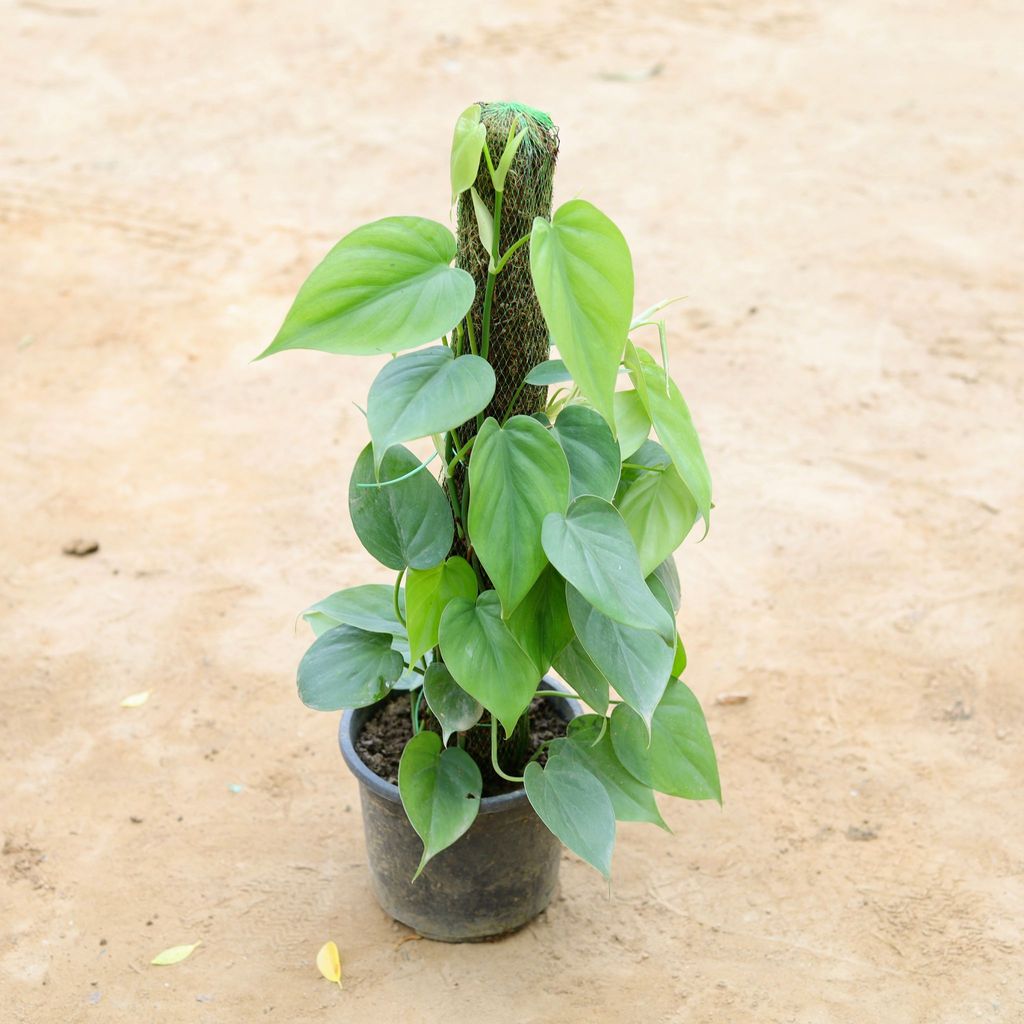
[446,435,475,474]
[501,378,530,425]
[411,686,424,735]
[465,314,478,356]
[490,716,524,784]
[621,461,666,473]
[480,190,503,361]
[534,689,583,701]
[493,231,530,274]
[356,452,438,488]
[393,568,406,627]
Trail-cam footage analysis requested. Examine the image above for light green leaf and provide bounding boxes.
[507,565,573,674]
[530,200,634,426]
[368,347,495,468]
[438,591,540,736]
[491,125,527,193]
[524,756,616,879]
[406,557,478,663]
[258,217,474,359]
[399,731,482,879]
[422,662,483,743]
[468,416,570,615]
[563,715,669,829]
[450,104,486,204]
[616,439,699,574]
[349,444,453,571]
[613,390,652,458]
[541,496,675,643]
[553,637,610,715]
[672,633,687,677]
[610,679,721,802]
[303,584,407,639]
[151,940,201,966]
[525,359,573,386]
[297,624,405,711]
[470,187,495,265]
[551,405,621,502]
[627,352,712,528]
[566,585,673,730]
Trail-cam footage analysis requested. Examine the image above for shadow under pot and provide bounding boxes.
[338,676,581,942]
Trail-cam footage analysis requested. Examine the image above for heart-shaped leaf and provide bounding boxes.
[610,679,720,802]
[438,591,540,736]
[530,200,634,427]
[562,715,668,830]
[525,358,573,386]
[626,351,712,528]
[507,565,573,674]
[541,496,674,643]
[368,347,495,468]
[303,584,407,639]
[551,405,621,502]
[422,662,483,743]
[399,731,482,879]
[406,557,478,663]
[613,390,652,458]
[647,556,680,614]
[468,416,570,616]
[566,585,674,730]
[297,624,405,711]
[524,755,616,878]
[258,217,474,359]
[349,444,453,571]
[450,105,486,204]
[616,440,699,574]
[552,637,610,715]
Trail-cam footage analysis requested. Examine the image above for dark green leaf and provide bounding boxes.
[258,217,474,359]
[541,496,675,643]
[406,557,478,663]
[297,624,405,711]
[302,584,406,639]
[566,585,673,729]
[553,637,610,715]
[610,680,721,802]
[507,565,573,674]
[563,715,668,829]
[524,755,616,878]
[349,444,454,571]
[438,591,540,736]
[399,731,482,879]
[422,662,483,743]
[368,347,495,468]
[551,405,621,502]
[468,416,570,615]
[530,200,634,426]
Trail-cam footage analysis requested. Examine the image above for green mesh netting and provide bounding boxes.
[457,102,559,422]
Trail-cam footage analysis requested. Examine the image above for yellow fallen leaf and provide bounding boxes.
[316,940,343,988]
[120,690,151,708]
[151,940,201,966]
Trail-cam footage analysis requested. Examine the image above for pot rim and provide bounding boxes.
[338,674,580,815]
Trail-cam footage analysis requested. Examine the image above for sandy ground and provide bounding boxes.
[2,1,1023,1021]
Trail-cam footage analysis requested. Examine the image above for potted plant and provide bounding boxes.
[258,102,721,942]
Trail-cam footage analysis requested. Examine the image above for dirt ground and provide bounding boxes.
[2,1,1023,1021]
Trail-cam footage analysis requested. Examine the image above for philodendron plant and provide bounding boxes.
[259,102,720,880]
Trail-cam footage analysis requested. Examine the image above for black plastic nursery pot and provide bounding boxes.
[339,677,580,942]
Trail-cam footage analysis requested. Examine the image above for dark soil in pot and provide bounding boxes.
[340,678,580,942]
[355,692,568,795]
